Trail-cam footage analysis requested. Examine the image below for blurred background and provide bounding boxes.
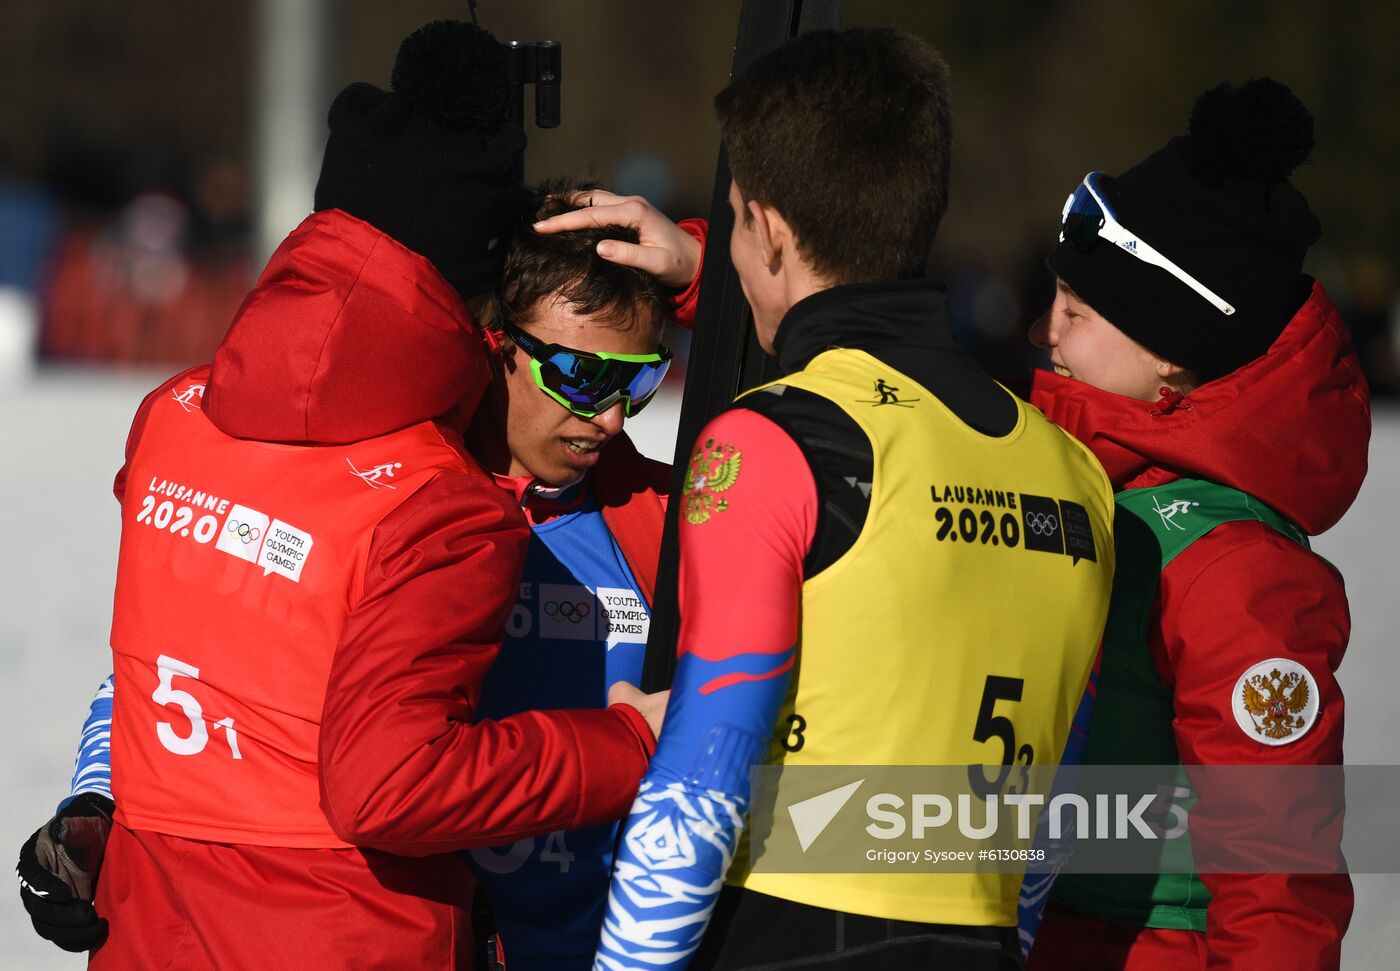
[0,0,1396,384]
[1,1,1396,967]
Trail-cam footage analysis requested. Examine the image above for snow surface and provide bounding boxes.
[1,370,1395,968]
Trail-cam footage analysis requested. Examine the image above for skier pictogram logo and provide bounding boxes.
[1152,496,1200,531]
[171,383,206,413]
[860,378,918,408]
[347,459,403,490]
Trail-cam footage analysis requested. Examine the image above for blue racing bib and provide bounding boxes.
[467,492,649,970]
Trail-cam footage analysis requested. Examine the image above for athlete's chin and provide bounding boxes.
[533,462,588,490]
[527,438,608,489]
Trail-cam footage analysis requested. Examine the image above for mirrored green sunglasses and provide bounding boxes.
[502,319,673,418]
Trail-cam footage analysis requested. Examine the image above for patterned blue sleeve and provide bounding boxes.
[594,647,794,970]
[1017,666,1097,957]
[59,675,115,811]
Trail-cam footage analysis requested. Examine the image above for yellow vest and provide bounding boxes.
[727,348,1115,926]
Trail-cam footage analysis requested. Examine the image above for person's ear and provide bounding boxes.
[747,199,790,269]
[481,327,518,377]
[498,338,518,374]
[1155,358,1197,392]
[504,339,526,374]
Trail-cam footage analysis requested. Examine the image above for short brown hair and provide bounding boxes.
[715,27,952,285]
[493,178,673,334]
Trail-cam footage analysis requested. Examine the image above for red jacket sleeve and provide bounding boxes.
[1152,522,1353,970]
[670,218,707,329]
[677,408,816,662]
[318,471,656,856]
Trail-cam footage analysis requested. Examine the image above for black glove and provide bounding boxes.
[16,793,115,952]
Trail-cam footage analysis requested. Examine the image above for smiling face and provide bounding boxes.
[495,295,663,488]
[1029,279,1179,401]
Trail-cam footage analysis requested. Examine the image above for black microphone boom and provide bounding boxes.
[506,40,562,130]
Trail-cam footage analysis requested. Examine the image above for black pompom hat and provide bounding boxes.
[1048,78,1321,382]
[314,20,526,299]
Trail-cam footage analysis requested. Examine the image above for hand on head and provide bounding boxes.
[532,189,701,289]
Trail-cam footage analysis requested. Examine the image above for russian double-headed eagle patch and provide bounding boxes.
[683,438,742,526]
[1231,658,1319,746]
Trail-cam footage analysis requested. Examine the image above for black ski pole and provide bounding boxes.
[641,0,842,694]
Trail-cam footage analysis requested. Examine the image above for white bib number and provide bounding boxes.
[152,654,242,759]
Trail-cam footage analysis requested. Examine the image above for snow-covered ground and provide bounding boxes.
[1,370,1396,968]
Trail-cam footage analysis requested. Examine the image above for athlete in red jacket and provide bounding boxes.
[19,185,702,968]
[1024,80,1364,970]
[15,23,667,970]
[85,207,663,970]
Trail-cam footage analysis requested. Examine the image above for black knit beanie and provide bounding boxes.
[313,20,526,299]
[1048,78,1320,382]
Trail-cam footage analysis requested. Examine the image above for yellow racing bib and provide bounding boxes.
[729,348,1115,926]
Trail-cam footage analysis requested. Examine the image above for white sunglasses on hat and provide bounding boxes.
[1060,171,1235,316]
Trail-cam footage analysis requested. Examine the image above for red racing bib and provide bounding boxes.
[110,367,474,846]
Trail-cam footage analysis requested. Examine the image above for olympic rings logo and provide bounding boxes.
[227,520,262,544]
[545,601,592,623]
[1025,511,1059,536]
